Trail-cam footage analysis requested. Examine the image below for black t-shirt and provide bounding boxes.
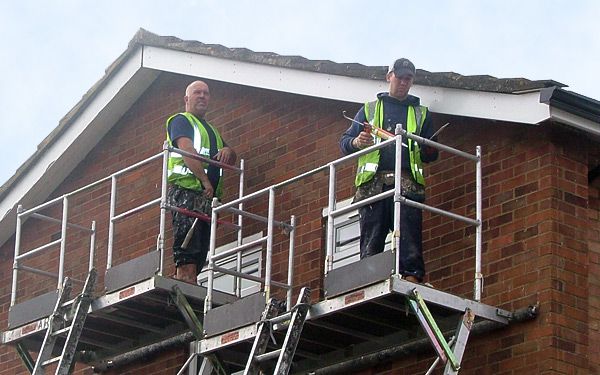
[168,114,223,191]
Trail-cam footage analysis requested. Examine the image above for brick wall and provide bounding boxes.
[0,72,597,374]
[102,346,187,375]
[365,120,593,374]
[588,178,600,373]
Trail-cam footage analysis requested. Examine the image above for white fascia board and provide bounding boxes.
[141,46,388,104]
[143,46,551,125]
[0,46,154,247]
[550,107,600,136]
[411,86,551,125]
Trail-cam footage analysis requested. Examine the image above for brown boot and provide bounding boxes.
[403,275,419,283]
[175,264,198,284]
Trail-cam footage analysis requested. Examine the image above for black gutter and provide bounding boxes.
[540,86,600,124]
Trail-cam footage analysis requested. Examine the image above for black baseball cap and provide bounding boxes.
[389,58,416,77]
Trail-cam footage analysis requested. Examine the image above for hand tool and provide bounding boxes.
[181,218,198,249]
[342,111,407,147]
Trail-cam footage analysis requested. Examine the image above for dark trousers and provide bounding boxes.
[358,183,425,281]
[168,185,211,275]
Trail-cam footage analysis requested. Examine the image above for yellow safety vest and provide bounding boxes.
[166,112,225,197]
[355,99,427,186]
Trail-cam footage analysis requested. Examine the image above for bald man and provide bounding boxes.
[166,80,236,283]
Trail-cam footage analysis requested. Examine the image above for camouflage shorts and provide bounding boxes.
[167,185,214,269]
[167,185,212,216]
[354,170,425,203]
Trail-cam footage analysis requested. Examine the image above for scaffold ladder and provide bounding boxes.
[407,289,474,375]
[31,268,96,375]
[243,287,310,375]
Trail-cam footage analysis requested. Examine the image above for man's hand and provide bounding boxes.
[214,146,236,165]
[352,131,374,149]
[176,137,217,197]
[201,179,214,199]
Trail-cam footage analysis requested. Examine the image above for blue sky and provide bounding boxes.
[0,0,598,186]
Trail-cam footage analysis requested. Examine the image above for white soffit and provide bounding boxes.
[142,46,551,125]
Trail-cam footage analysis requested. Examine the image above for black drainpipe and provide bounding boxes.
[90,332,195,372]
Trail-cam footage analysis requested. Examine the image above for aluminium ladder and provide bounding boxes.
[31,268,97,375]
[243,287,310,375]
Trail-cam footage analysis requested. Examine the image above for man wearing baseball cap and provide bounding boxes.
[339,58,438,284]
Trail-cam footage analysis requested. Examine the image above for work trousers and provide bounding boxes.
[357,175,425,281]
[168,185,212,275]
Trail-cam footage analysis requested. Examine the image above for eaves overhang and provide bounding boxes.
[540,86,600,136]
[141,45,552,125]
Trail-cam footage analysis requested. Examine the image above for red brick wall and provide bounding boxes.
[102,346,187,375]
[588,179,600,373]
[0,72,597,374]
[362,120,593,374]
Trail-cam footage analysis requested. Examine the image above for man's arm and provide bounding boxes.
[177,137,215,199]
[339,107,373,155]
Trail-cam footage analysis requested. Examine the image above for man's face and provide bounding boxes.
[185,81,211,117]
[387,72,414,100]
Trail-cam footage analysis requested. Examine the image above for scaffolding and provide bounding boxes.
[195,126,505,374]
[1,128,532,374]
[4,143,245,371]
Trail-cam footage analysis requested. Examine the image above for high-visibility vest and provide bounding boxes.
[166,112,225,197]
[355,99,427,187]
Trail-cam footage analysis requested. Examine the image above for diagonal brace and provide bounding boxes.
[407,289,460,371]
[170,285,205,340]
[170,285,227,375]
[16,343,35,374]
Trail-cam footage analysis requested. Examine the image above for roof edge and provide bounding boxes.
[540,86,600,123]
[0,35,143,202]
[129,29,563,94]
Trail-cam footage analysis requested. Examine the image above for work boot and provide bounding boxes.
[175,264,198,285]
[403,275,419,283]
[403,275,436,288]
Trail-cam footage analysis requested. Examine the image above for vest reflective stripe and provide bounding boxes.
[166,112,225,197]
[407,106,425,185]
[357,162,379,174]
[355,99,427,187]
[170,164,223,177]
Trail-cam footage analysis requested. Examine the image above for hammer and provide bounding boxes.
[181,218,198,249]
